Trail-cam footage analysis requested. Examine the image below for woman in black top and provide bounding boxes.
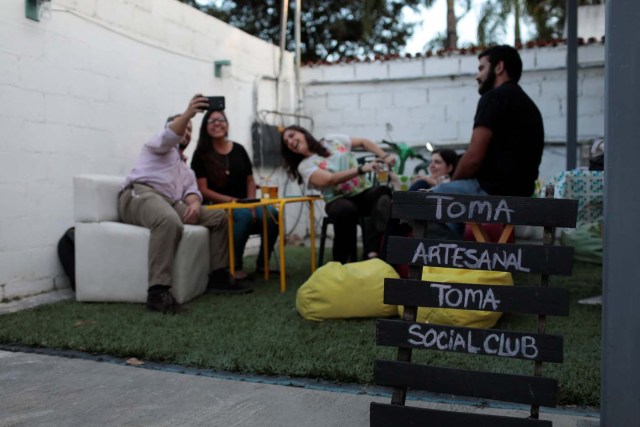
[191,109,278,280]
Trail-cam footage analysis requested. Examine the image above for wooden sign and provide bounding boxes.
[386,237,575,275]
[383,279,570,316]
[374,360,558,407]
[391,191,578,228]
[376,319,563,362]
[371,403,552,427]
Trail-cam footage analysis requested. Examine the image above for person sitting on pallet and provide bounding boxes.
[430,45,544,238]
[118,94,251,314]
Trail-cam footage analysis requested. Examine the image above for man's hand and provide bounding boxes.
[183,194,202,224]
[169,94,208,137]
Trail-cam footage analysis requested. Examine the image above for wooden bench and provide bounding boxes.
[371,187,578,426]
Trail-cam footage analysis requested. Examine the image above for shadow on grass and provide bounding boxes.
[0,247,602,407]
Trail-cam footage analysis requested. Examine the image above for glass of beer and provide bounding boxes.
[376,163,389,184]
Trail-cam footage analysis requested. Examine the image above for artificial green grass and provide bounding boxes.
[0,247,602,407]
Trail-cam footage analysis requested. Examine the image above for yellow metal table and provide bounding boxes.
[206,196,319,293]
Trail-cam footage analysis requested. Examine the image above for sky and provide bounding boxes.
[402,0,533,55]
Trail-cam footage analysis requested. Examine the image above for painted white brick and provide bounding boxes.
[359,91,393,110]
[578,96,604,116]
[4,278,57,300]
[578,114,605,137]
[388,59,424,79]
[578,44,605,65]
[536,46,567,69]
[393,88,428,108]
[407,105,446,124]
[0,52,19,85]
[353,61,389,81]
[327,94,358,111]
[428,85,468,107]
[0,150,50,184]
[321,63,356,81]
[424,56,460,78]
[0,85,46,119]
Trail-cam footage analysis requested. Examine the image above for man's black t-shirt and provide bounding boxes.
[473,81,544,197]
[191,142,253,200]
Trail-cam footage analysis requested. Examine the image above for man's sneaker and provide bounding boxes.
[146,285,185,314]
[208,269,254,295]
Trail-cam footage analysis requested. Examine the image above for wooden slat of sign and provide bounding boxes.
[383,279,570,316]
[374,360,558,407]
[391,191,578,228]
[376,319,564,363]
[386,237,574,275]
[370,402,552,427]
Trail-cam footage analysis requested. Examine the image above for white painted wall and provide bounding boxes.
[0,0,294,299]
[300,44,605,181]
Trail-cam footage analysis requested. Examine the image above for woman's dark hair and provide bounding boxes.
[194,109,230,186]
[433,148,460,175]
[280,125,330,184]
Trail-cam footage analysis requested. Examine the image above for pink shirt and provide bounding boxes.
[123,127,202,202]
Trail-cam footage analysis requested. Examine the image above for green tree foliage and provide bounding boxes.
[478,0,605,47]
[177,0,422,62]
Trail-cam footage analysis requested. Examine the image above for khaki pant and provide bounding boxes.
[118,183,228,287]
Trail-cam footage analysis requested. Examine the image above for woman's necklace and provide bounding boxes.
[214,139,232,176]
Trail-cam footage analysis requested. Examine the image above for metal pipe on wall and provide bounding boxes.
[294,0,301,123]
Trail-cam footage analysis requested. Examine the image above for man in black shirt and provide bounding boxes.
[429,45,544,236]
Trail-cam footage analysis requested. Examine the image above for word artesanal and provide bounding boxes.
[412,242,531,272]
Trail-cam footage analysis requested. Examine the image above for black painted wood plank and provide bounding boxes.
[376,319,564,362]
[383,279,570,316]
[373,360,558,407]
[387,237,574,275]
[370,402,552,427]
[391,191,578,227]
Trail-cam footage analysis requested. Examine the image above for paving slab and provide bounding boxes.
[0,350,599,427]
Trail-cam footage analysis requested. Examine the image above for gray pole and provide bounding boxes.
[602,0,640,425]
[566,0,577,170]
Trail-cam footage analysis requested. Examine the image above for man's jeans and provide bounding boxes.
[429,179,488,237]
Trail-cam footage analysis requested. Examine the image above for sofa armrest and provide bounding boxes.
[74,174,125,223]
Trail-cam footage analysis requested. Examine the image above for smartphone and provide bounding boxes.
[206,96,225,111]
[237,198,260,204]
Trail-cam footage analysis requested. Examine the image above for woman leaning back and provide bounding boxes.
[281,126,394,263]
[191,109,278,281]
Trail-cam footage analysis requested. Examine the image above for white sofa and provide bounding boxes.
[73,175,209,304]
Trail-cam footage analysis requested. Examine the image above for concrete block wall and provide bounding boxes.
[0,0,294,299]
[300,44,605,172]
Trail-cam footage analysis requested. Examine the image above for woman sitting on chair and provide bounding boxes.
[281,126,394,264]
[409,148,459,191]
[191,109,278,280]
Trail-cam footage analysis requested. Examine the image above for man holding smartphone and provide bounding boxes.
[118,94,252,314]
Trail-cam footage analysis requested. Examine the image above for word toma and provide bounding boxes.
[426,195,515,222]
[430,283,501,311]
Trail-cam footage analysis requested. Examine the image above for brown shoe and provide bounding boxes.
[146,286,186,314]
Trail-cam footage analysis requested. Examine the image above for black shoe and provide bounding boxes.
[208,269,254,295]
[146,285,185,314]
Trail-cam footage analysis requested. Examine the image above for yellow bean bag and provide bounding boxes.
[296,259,400,321]
[398,267,513,329]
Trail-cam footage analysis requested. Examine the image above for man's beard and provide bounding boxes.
[478,68,496,95]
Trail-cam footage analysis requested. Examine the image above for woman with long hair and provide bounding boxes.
[191,109,278,280]
[281,126,394,263]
